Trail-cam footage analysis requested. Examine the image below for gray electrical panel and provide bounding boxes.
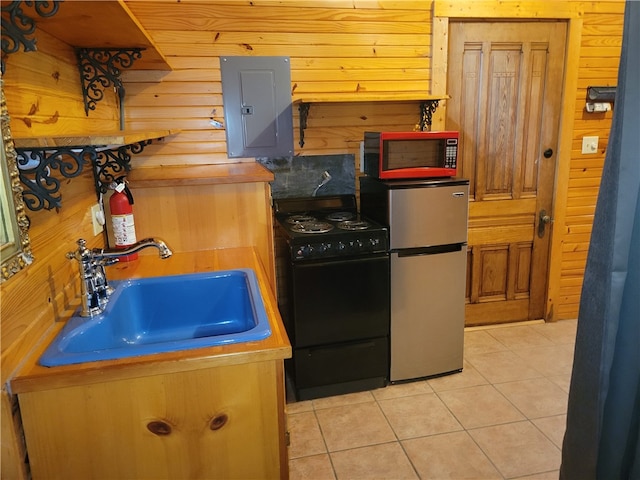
[220,56,294,158]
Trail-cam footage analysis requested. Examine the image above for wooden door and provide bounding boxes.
[447,22,567,326]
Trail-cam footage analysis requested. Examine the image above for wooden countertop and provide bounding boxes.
[10,247,291,394]
[127,162,275,188]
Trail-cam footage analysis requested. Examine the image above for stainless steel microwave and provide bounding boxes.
[363,131,459,179]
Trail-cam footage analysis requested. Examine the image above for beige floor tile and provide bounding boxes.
[486,325,555,349]
[288,412,327,459]
[289,454,336,480]
[378,392,462,439]
[533,414,567,448]
[513,471,560,480]
[469,421,561,479]
[402,431,502,479]
[427,362,489,392]
[530,319,577,345]
[330,442,418,480]
[548,374,572,393]
[466,350,543,384]
[315,401,396,452]
[287,400,314,414]
[312,391,375,410]
[371,379,432,401]
[464,329,510,356]
[495,378,568,419]
[512,344,575,378]
[438,384,525,429]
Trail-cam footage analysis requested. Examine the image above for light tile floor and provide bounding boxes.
[286,319,577,480]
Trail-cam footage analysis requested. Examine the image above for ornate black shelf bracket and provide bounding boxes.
[298,102,310,147]
[15,140,155,211]
[15,146,96,211]
[419,100,440,131]
[76,48,144,130]
[92,140,153,194]
[1,0,63,74]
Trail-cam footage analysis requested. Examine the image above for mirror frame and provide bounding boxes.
[1,79,33,283]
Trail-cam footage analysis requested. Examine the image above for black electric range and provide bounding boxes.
[274,195,390,400]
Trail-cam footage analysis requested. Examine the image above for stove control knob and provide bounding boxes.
[316,243,327,255]
[368,238,380,249]
[336,241,346,253]
[298,245,313,258]
[346,240,361,252]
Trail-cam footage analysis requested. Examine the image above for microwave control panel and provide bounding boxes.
[445,138,458,169]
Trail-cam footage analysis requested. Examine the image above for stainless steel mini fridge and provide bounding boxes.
[360,177,469,382]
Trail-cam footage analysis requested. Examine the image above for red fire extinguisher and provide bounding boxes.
[110,182,138,261]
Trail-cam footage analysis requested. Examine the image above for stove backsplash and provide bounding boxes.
[257,154,355,199]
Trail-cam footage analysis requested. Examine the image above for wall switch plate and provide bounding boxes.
[90,203,105,236]
[582,136,599,154]
[359,141,365,173]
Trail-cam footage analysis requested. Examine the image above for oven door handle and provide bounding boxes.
[304,340,379,354]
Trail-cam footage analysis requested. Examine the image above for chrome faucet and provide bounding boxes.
[67,238,173,317]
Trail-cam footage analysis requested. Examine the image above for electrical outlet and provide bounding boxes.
[582,136,599,154]
[90,203,105,236]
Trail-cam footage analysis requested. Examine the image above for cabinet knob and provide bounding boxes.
[209,414,229,431]
[147,420,172,436]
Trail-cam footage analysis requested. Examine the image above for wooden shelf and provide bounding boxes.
[292,94,449,146]
[34,0,170,70]
[13,130,180,211]
[13,129,179,149]
[127,162,275,188]
[293,93,449,104]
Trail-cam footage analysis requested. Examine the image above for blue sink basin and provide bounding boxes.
[40,269,271,366]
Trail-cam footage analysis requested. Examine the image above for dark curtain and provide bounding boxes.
[560,2,640,479]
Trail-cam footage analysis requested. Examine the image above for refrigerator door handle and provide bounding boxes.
[396,243,464,257]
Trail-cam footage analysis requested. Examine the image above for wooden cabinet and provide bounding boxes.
[18,360,287,479]
[11,248,291,480]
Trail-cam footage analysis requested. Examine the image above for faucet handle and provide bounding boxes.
[96,257,119,267]
[66,238,90,261]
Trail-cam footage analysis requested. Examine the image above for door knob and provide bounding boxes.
[538,209,552,238]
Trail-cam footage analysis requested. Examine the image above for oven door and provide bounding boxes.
[291,254,390,347]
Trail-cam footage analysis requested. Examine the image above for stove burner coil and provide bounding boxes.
[326,211,355,222]
[338,220,370,231]
[290,221,334,234]
[287,214,316,224]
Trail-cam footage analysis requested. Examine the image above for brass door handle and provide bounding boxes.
[538,209,552,238]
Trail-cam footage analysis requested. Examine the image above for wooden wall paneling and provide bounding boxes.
[550,8,621,319]
[3,30,119,138]
[435,1,624,321]
[1,19,117,477]
[128,2,432,31]
[129,182,275,287]
[124,0,434,166]
[1,169,100,375]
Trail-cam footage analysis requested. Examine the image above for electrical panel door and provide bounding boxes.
[221,56,293,158]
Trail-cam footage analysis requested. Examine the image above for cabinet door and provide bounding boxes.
[19,361,286,480]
